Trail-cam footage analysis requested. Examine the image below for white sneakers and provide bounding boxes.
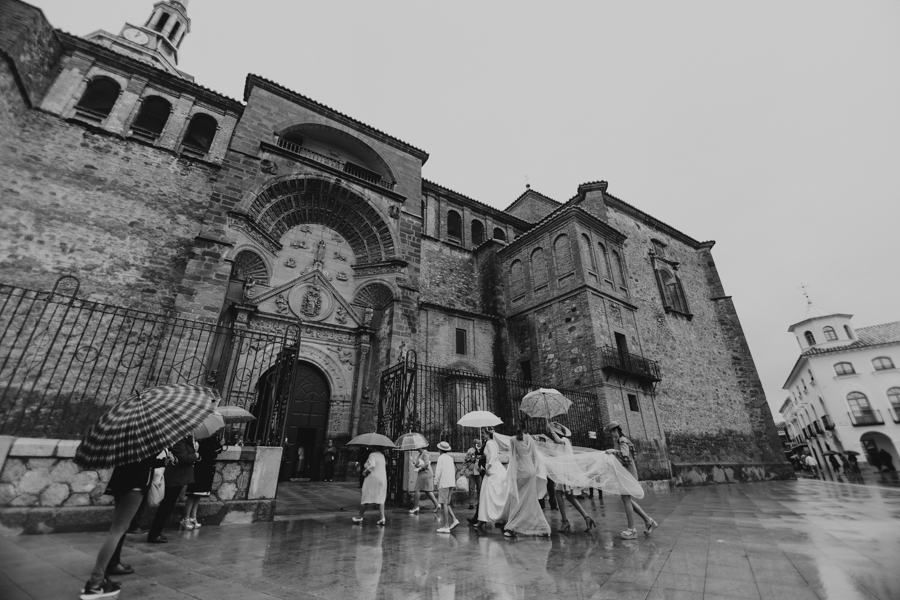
[436,526,451,533]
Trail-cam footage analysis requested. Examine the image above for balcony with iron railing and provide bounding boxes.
[598,346,661,382]
[822,414,835,430]
[889,408,900,424]
[848,409,884,427]
[275,137,396,191]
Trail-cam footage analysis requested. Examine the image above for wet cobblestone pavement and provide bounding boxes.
[1,479,898,600]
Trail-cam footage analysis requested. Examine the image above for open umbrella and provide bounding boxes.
[75,383,219,470]
[395,432,428,451]
[347,432,396,448]
[457,410,503,428]
[215,405,256,424]
[520,388,572,419]
[822,451,841,456]
[844,450,860,456]
[194,412,225,440]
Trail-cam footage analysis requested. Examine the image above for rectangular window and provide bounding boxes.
[628,394,640,412]
[455,328,467,355]
[520,360,532,382]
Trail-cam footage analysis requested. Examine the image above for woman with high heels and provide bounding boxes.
[183,434,223,530]
[147,434,197,542]
[353,446,387,526]
[545,421,596,532]
[409,447,439,515]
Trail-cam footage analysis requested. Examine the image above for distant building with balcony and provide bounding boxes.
[780,303,900,474]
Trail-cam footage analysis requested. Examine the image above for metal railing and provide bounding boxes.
[0,277,298,440]
[598,346,661,382]
[822,414,835,430]
[275,137,396,190]
[848,409,884,426]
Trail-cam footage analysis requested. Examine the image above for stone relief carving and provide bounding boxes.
[328,346,355,369]
[335,305,348,325]
[397,341,407,364]
[260,159,278,175]
[299,225,312,234]
[300,283,323,317]
[290,240,308,249]
[336,271,348,281]
[243,278,256,300]
[227,216,280,255]
[303,327,352,342]
[389,205,400,219]
[331,233,342,242]
[248,320,301,341]
[275,294,289,314]
[284,258,297,268]
[235,312,249,324]
[333,251,348,262]
[362,307,374,326]
[609,302,623,326]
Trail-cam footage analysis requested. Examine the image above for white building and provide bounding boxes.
[780,304,900,474]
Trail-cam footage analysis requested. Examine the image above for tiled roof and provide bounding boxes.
[421,179,531,227]
[802,321,900,356]
[504,188,562,214]
[244,74,429,162]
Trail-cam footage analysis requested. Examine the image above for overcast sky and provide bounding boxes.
[31,0,900,420]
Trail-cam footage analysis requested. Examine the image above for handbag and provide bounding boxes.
[147,468,165,507]
[455,475,469,492]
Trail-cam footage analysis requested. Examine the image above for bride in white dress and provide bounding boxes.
[475,427,509,530]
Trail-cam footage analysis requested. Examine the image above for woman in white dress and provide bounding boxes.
[545,421,596,532]
[497,420,551,537]
[475,427,509,531]
[353,447,387,525]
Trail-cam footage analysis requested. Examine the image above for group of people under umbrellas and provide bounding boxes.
[73,384,253,600]
[353,388,657,541]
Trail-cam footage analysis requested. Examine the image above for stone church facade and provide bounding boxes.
[0,0,786,485]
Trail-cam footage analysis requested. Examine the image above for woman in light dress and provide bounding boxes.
[475,426,509,531]
[604,421,657,539]
[409,448,439,515]
[496,420,551,537]
[353,447,387,525]
[545,421,595,532]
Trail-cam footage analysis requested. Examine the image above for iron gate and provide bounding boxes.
[0,276,299,441]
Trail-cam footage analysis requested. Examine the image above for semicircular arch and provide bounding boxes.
[352,281,396,310]
[240,175,396,264]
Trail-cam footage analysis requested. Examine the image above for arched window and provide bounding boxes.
[597,243,609,278]
[887,387,900,410]
[510,260,525,300]
[154,13,170,32]
[611,250,626,288]
[75,76,120,120]
[230,250,269,285]
[844,325,853,340]
[181,113,218,152]
[834,362,855,376]
[580,234,596,272]
[531,248,548,289]
[873,357,895,371]
[804,331,816,346]
[554,234,574,275]
[131,96,171,139]
[823,326,837,341]
[471,220,484,246]
[447,210,462,240]
[846,391,871,413]
[493,227,506,241]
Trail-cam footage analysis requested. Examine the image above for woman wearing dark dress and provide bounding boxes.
[147,435,197,543]
[183,436,223,529]
[81,453,166,598]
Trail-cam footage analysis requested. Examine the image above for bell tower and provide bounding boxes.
[84,0,193,80]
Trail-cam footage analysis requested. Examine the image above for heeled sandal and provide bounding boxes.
[377,518,386,526]
[584,516,596,531]
[559,520,571,533]
[503,530,517,538]
[409,507,420,515]
[644,519,658,536]
[178,518,194,531]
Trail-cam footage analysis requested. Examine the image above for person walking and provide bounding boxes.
[409,447,439,515]
[545,421,596,532]
[802,449,820,479]
[827,453,842,475]
[80,453,168,598]
[434,441,460,533]
[496,420,551,538]
[604,422,657,539]
[475,427,509,531]
[464,441,482,510]
[147,434,197,542]
[322,440,337,481]
[353,446,387,525]
[183,435,223,529]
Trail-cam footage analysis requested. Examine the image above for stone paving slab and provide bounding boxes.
[1,479,898,600]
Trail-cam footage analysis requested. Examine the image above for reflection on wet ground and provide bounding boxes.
[1,479,899,600]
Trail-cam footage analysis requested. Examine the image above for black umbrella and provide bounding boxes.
[75,384,219,470]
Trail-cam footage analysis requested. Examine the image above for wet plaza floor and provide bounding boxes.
[1,479,899,600]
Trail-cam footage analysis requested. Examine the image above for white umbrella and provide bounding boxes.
[457,410,503,428]
[520,388,571,419]
[395,432,429,451]
[194,412,225,440]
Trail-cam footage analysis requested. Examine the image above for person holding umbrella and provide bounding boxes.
[349,432,394,525]
[147,433,198,539]
[74,384,218,599]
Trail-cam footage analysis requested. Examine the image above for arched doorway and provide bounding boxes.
[280,362,331,481]
[860,431,899,472]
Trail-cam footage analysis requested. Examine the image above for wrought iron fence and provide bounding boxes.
[0,277,299,441]
[377,358,604,502]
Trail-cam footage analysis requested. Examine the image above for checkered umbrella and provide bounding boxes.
[75,384,219,470]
